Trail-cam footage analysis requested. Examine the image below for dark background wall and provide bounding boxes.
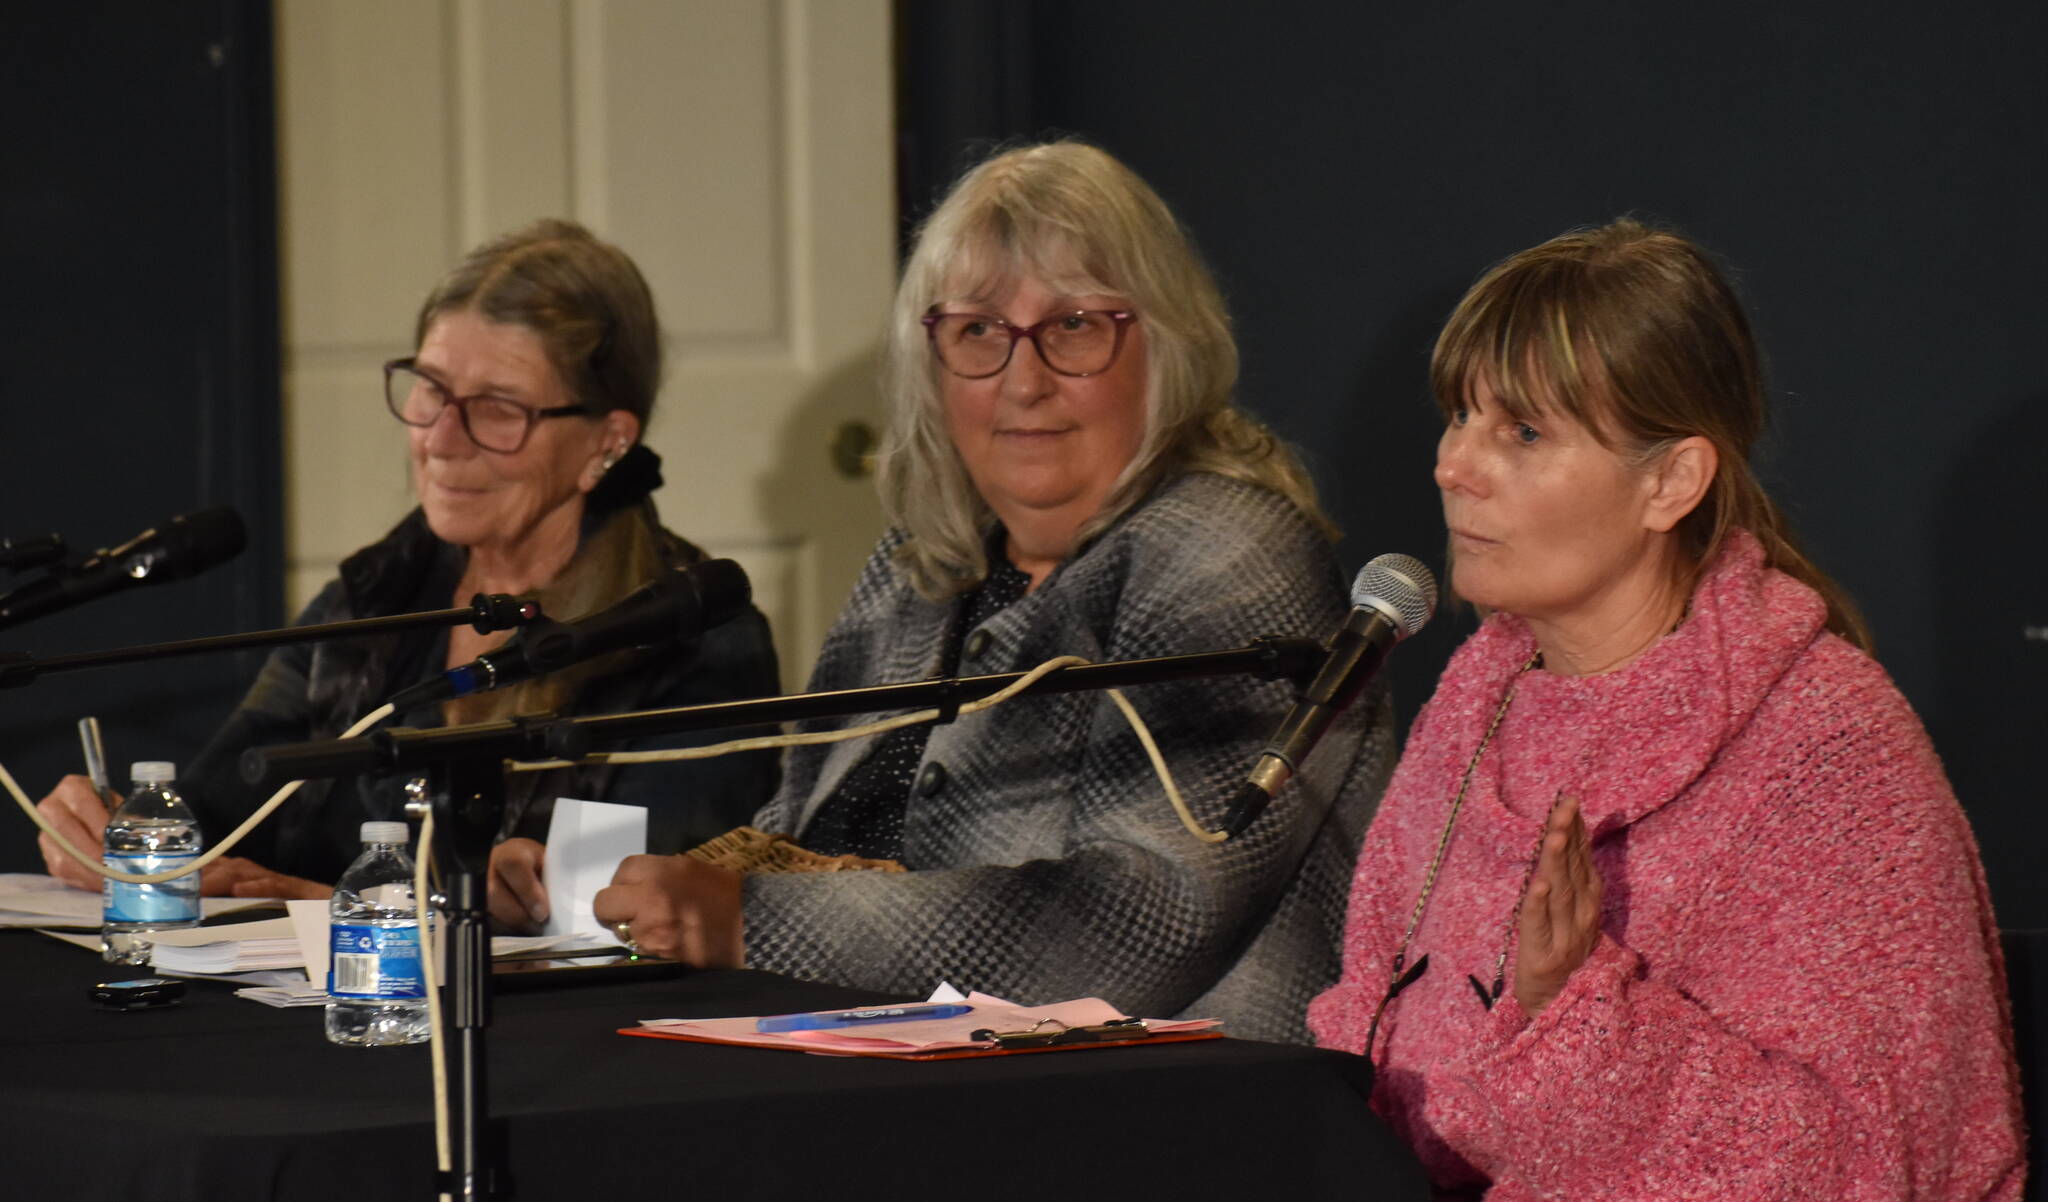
[0,0,281,870]
[0,2,2034,924]
[901,1,2048,925]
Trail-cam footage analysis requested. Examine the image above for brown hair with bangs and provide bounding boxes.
[1430,218,1871,651]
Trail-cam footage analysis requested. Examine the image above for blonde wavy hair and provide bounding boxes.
[1431,218,1871,651]
[877,141,1333,599]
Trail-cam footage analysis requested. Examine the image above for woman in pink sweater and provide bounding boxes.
[1308,220,2025,1200]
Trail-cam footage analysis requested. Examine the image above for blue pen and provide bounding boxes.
[756,1003,971,1032]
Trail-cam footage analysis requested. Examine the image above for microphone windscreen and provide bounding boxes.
[1351,553,1437,639]
[0,533,64,571]
[155,506,248,581]
[685,557,751,623]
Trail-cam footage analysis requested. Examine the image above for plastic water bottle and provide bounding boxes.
[325,820,430,1046]
[101,761,202,965]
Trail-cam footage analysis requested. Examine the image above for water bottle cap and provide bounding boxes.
[130,761,176,785]
[360,820,409,845]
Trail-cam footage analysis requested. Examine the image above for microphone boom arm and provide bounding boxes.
[0,594,540,690]
[240,630,1322,1201]
[242,635,1327,788]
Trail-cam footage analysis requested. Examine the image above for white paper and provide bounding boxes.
[145,916,307,974]
[146,916,299,947]
[287,898,332,983]
[37,930,104,953]
[283,899,620,989]
[286,899,429,986]
[182,969,305,987]
[234,980,330,1008]
[36,892,631,989]
[0,872,277,927]
[36,918,303,973]
[539,798,646,938]
[495,931,621,954]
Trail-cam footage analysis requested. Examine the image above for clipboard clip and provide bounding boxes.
[969,1016,1148,1050]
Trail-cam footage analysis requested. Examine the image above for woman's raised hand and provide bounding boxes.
[1515,794,1603,1017]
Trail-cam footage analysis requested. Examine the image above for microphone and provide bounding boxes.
[0,507,247,632]
[0,533,65,572]
[386,558,751,710]
[1222,553,1437,838]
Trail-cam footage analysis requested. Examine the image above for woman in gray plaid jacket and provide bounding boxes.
[591,142,1393,1043]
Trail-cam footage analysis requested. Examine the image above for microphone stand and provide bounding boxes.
[0,594,543,689]
[240,634,1327,1202]
[434,753,504,1202]
[0,590,547,1197]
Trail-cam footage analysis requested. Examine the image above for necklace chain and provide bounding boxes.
[1364,649,1541,1060]
[1361,609,1685,1056]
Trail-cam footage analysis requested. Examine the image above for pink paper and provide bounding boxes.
[634,991,1219,1055]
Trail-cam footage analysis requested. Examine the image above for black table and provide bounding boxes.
[0,928,1425,1200]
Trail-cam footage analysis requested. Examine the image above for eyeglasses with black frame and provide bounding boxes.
[921,309,1137,379]
[382,358,595,454]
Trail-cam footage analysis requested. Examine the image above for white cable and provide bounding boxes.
[1,654,1230,879]
[502,654,1089,773]
[2,698,455,1183]
[415,810,452,1200]
[2,703,398,885]
[1102,686,1227,844]
[0,653,1216,1201]
[4,697,441,1199]
[503,655,1229,843]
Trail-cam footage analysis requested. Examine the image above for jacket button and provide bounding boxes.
[964,628,993,661]
[916,762,947,797]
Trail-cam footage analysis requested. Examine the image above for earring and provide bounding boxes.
[600,447,622,473]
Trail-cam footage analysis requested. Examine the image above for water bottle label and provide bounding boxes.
[329,923,425,999]
[103,853,201,924]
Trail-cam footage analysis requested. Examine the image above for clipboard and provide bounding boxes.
[620,993,1224,1059]
[619,1021,1224,1060]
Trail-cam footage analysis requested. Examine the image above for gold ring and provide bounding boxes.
[610,920,639,954]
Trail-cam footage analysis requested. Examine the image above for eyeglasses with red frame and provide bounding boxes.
[383,358,595,454]
[921,309,1136,379]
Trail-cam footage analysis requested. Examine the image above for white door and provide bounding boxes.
[277,0,895,688]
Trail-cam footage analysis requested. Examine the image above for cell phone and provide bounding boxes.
[90,977,187,1010]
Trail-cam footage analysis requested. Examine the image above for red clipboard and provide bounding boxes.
[618,1024,1225,1060]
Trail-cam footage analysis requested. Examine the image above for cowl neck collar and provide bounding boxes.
[1427,530,1827,839]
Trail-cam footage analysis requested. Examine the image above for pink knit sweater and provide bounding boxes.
[1308,532,2025,1200]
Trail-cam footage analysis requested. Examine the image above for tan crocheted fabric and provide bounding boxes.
[686,826,905,875]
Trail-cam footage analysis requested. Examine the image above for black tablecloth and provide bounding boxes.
[0,928,1425,1200]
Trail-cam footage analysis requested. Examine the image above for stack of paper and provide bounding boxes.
[234,932,620,1009]
[25,869,633,1004]
[284,901,620,981]
[235,979,331,1008]
[147,917,305,974]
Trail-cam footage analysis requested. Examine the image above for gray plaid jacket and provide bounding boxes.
[745,473,1393,1043]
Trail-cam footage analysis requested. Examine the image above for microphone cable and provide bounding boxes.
[0,702,399,886]
[0,716,446,1198]
[502,653,1229,844]
[0,660,1227,1202]
[413,808,452,1200]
